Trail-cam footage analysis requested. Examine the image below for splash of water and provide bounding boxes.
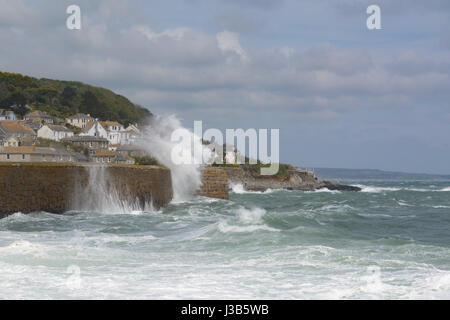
[140,115,208,202]
[72,165,155,214]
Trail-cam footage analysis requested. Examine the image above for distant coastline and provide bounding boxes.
[314,168,450,182]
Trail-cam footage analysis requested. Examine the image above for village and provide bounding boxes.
[0,106,147,164]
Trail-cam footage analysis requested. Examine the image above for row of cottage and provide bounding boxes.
[0,109,145,164]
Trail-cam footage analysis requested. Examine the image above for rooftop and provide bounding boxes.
[81,121,102,133]
[100,121,122,128]
[43,124,72,132]
[25,110,52,118]
[0,121,35,134]
[62,135,108,142]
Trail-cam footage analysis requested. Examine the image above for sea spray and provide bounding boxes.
[72,165,154,214]
[140,115,209,202]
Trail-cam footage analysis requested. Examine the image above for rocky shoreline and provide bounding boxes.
[217,167,361,192]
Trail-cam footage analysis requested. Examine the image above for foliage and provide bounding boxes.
[212,161,296,177]
[133,155,159,166]
[65,123,82,134]
[242,163,296,177]
[0,71,152,125]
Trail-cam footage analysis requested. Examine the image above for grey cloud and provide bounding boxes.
[0,0,450,174]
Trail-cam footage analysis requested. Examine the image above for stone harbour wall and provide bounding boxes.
[198,167,229,200]
[0,163,173,217]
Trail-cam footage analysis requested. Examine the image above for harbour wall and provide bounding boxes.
[0,163,173,217]
[198,167,229,200]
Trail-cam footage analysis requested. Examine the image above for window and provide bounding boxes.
[6,154,10,160]
[22,154,25,160]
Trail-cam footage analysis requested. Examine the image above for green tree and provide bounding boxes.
[37,87,58,106]
[61,86,77,108]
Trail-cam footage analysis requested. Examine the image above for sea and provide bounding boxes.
[1,180,449,299]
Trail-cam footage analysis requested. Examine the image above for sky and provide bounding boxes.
[0,0,449,174]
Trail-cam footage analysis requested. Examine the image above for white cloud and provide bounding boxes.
[1,1,449,128]
[216,31,249,62]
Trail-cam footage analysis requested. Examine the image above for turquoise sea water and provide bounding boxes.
[0,181,449,299]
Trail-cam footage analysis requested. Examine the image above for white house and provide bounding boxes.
[125,124,142,145]
[37,124,74,142]
[0,110,16,120]
[79,120,108,140]
[66,113,94,128]
[100,121,130,145]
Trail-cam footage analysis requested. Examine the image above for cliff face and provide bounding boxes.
[0,163,172,217]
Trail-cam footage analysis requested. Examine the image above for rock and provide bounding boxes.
[318,181,362,192]
[200,167,361,197]
[213,167,361,193]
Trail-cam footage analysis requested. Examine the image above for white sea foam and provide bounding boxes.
[320,204,354,212]
[230,183,274,194]
[236,207,266,224]
[357,213,393,218]
[217,221,278,233]
[397,200,413,207]
[0,212,25,222]
[355,185,402,193]
[230,183,248,194]
[307,188,341,194]
[215,206,278,233]
[0,240,44,252]
[356,184,450,193]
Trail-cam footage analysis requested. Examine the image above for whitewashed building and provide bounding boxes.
[0,109,16,120]
[125,124,142,145]
[79,120,109,140]
[37,125,74,142]
[66,113,95,128]
[100,121,130,145]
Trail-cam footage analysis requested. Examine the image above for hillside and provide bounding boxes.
[0,71,152,126]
